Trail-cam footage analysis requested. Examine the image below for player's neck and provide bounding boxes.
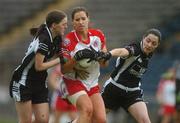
[77,30,88,42]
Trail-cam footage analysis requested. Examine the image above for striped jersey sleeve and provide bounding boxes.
[125,43,140,56]
[36,34,50,56]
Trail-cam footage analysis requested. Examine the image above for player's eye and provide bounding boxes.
[81,17,86,20]
[152,42,158,46]
[75,18,80,21]
[146,38,151,43]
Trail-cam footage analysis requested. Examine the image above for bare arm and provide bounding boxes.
[99,46,109,67]
[110,48,130,57]
[35,53,60,71]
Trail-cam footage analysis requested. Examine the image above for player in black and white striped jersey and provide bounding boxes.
[9,10,67,123]
[101,28,161,123]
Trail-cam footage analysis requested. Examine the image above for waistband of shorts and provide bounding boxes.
[109,78,140,92]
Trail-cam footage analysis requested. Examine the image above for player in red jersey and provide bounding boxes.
[61,7,108,123]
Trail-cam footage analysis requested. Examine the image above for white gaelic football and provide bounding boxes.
[77,58,92,68]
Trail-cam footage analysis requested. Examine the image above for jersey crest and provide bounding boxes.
[93,40,98,48]
[63,38,71,47]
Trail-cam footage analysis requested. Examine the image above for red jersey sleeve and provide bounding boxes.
[62,36,72,60]
[90,29,106,50]
[62,32,77,61]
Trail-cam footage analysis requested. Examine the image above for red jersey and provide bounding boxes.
[62,29,106,90]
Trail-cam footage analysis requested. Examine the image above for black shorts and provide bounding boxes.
[9,77,48,104]
[101,82,144,112]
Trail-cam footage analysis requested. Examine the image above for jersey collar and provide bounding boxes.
[45,22,53,43]
[73,30,91,44]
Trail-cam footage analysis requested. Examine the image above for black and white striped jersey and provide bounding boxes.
[110,41,152,88]
[13,26,61,86]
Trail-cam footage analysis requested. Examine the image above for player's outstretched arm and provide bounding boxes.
[110,48,130,57]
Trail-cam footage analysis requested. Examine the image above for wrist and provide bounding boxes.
[105,52,112,60]
[107,52,112,57]
[59,56,65,64]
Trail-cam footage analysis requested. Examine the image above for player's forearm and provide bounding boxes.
[35,58,60,71]
[110,48,129,57]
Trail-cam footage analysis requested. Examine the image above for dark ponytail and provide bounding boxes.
[29,10,67,38]
[30,27,38,36]
[29,24,46,38]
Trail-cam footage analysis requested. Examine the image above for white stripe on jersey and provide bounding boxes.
[114,55,140,81]
[12,81,21,101]
[15,38,39,71]
[19,58,35,86]
[45,26,53,42]
[39,43,48,51]
[26,38,39,56]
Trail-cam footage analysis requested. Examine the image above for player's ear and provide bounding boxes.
[52,23,57,29]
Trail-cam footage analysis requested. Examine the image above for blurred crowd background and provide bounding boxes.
[0,0,180,123]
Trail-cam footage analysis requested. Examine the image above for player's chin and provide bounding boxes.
[78,27,86,32]
[144,49,152,55]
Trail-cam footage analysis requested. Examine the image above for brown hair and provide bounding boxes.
[30,10,67,37]
[71,6,89,20]
[143,28,162,43]
[46,10,66,27]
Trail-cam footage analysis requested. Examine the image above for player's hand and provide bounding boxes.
[89,46,112,61]
[98,51,112,61]
[74,49,95,61]
[89,46,102,61]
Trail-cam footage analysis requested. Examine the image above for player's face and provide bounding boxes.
[142,34,159,55]
[53,17,68,36]
[72,11,89,32]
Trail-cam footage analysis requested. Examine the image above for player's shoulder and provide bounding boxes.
[89,28,105,36]
[128,41,140,48]
[66,31,74,38]
[38,30,51,43]
[64,31,75,43]
[65,31,76,42]
[126,41,141,55]
[63,31,76,50]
